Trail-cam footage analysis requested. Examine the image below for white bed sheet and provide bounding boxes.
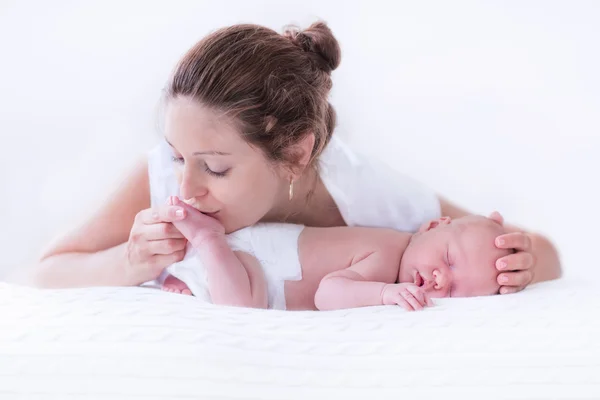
[1,277,599,400]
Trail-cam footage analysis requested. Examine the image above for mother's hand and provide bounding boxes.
[494,231,535,294]
[489,212,535,294]
[124,204,189,285]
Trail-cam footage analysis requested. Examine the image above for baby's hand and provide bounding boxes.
[167,196,226,248]
[381,283,433,311]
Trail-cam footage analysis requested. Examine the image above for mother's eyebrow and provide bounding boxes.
[164,137,231,156]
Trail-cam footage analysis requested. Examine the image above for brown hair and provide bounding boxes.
[166,21,341,168]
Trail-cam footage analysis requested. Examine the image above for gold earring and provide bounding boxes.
[288,179,294,201]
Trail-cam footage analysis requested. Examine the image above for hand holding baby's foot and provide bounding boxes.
[382,283,433,311]
[162,274,193,296]
[167,196,226,248]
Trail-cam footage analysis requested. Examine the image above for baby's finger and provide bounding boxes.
[406,286,429,307]
[402,289,423,311]
[395,296,414,311]
[495,232,532,251]
[424,292,434,307]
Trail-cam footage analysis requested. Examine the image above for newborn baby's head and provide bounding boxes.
[398,214,510,298]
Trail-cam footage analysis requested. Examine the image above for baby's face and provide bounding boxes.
[398,215,510,298]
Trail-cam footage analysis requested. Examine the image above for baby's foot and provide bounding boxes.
[167,196,225,248]
[161,275,193,296]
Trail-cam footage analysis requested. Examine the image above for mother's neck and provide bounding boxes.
[263,167,345,228]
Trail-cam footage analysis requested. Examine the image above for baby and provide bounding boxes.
[161,196,510,311]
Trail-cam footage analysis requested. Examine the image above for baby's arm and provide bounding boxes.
[312,229,430,311]
[314,248,397,310]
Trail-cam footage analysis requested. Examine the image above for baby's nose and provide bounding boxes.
[433,269,449,290]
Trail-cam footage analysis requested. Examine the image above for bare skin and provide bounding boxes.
[163,197,509,311]
[24,99,561,294]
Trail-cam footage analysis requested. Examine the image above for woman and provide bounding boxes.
[32,22,561,294]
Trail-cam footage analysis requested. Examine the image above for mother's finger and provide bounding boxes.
[147,238,188,255]
[499,285,523,295]
[495,232,532,251]
[497,270,533,287]
[138,205,186,225]
[144,222,186,240]
[496,252,535,271]
[151,250,186,270]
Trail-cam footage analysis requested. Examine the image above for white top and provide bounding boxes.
[147,135,441,233]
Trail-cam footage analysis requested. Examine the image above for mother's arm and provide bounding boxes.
[15,160,150,288]
[439,197,562,294]
[11,158,187,289]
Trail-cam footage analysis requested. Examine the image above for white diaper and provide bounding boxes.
[166,223,304,310]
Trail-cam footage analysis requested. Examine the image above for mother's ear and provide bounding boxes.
[284,132,316,178]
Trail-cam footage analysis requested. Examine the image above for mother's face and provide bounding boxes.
[164,96,286,233]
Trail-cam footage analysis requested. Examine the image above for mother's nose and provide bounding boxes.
[178,168,209,200]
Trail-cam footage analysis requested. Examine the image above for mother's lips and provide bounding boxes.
[182,198,219,215]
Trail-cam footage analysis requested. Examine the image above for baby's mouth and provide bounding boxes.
[413,271,425,287]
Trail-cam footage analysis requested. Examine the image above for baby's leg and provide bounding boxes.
[161,274,193,296]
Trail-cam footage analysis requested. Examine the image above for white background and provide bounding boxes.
[0,1,598,280]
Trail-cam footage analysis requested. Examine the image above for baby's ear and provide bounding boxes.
[488,211,504,226]
[418,216,452,233]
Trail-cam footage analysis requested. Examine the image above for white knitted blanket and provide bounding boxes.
[1,278,598,400]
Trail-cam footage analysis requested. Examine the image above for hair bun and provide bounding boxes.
[284,22,341,74]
